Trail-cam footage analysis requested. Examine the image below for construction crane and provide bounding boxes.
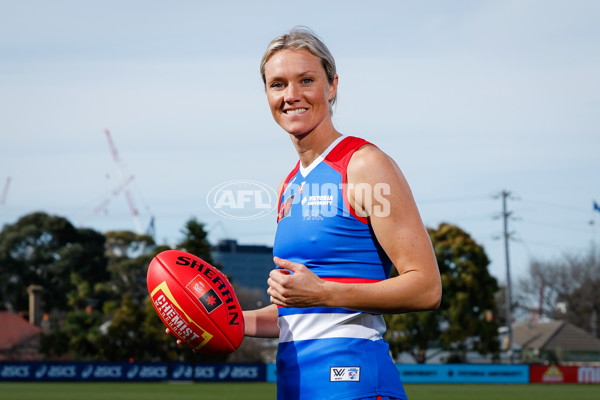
[102,129,143,234]
[92,175,135,215]
[0,177,11,206]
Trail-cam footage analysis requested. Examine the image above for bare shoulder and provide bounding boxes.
[347,143,403,183]
[276,178,286,197]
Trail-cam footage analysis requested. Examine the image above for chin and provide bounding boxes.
[279,123,310,137]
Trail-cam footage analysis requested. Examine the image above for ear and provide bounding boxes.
[328,74,339,102]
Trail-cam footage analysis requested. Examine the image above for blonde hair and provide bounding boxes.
[260,26,338,108]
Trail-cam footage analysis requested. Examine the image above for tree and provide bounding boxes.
[517,246,600,336]
[385,309,441,364]
[0,212,107,312]
[385,223,501,363]
[98,220,228,362]
[177,218,215,265]
[104,230,159,303]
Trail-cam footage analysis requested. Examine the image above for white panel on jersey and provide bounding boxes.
[278,311,385,343]
[299,135,345,178]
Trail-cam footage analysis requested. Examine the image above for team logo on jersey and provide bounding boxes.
[278,194,295,222]
[330,366,360,382]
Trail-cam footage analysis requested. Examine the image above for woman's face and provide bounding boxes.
[263,49,337,137]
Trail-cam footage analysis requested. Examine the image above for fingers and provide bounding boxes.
[273,256,301,272]
[165,327,184,346]
[267,268,292,302]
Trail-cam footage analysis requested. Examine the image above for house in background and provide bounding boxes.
[0,285,46,361]
[0,311,41,361]
[514,320,600,363]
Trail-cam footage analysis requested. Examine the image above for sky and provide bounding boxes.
[1,0,599,286]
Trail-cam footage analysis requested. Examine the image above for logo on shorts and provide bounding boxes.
[186,275,223,313]
[330,366,360,382]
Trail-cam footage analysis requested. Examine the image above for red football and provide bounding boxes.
[147,250,244,355]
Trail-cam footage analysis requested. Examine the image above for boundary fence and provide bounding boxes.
[0,362,598,384]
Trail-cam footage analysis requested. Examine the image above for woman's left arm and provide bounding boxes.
[267,145,441,314]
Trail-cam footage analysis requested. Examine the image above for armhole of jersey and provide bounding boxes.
[276,161,300,221]
[325,136,375,225]
[342,167,369,225]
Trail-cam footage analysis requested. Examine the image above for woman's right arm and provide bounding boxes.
[166,304,279,345]
[243,304,280,338]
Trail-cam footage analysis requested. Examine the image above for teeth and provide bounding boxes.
[285,108,307,114]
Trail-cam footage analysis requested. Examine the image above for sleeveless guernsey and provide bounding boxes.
[272,136,407,400]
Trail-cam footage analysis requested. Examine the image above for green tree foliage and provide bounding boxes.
[177,218,215,265]
[385,223,500,363]
[97,293,154,361]
[104,230,159,303]
[0,212,107,312]
[5,214,232,362]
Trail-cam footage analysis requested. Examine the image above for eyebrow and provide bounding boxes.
[267,70,320,83]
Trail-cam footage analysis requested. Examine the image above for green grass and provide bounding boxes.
[404,384,599,400]
[0,382,598,400]
[0,382,274,400]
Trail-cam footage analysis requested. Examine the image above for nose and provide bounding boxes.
[284,83,301,103]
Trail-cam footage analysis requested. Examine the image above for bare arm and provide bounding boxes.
[243,304,280,338]
[268,145,441,314]
[166,304,280,346]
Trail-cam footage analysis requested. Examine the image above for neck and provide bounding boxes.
[288,122,342,168]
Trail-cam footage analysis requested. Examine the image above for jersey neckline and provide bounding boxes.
[298,135,345,178]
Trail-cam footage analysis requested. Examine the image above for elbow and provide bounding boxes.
[428,286,442,311]
[421,279,442,311]
[424,264,442,311]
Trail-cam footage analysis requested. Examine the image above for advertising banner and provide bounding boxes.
[169,363,265,382]
[530,365,600,384]
[397,364,529,384]
[0,362,169,382]
[0,362,266,382]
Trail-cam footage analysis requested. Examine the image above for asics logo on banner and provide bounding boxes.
[330,366,360,382]
[172,365,193,380]
[0,365,30,378]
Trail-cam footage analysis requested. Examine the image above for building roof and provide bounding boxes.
[514,320,600,352]
[0,311,41,351]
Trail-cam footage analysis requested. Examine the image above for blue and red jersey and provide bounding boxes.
[272,136,407,400]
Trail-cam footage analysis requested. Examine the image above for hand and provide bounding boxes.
[165,328,197,352]
[165,328,183,345]
[267,257,328,308]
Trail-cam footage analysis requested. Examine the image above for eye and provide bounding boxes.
[270,82,284,89]
[302,77,313,85]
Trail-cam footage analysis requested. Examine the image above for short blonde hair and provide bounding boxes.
[260,26,338,108]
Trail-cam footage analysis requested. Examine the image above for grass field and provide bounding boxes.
[0,382,598,400]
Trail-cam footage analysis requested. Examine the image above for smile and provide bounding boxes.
[284,108,308,114]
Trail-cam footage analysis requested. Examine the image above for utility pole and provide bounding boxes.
[0,177,11,206]
[500,190,514,364]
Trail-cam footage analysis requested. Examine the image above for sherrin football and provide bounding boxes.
[147,250,244,355]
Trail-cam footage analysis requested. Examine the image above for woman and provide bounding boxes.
[243,27,442,400]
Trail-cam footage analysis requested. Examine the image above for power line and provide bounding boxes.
[418,194,492,205]
[519,218,592,234]
[519,199,592,214]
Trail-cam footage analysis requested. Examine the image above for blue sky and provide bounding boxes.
[1,0,599,284]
